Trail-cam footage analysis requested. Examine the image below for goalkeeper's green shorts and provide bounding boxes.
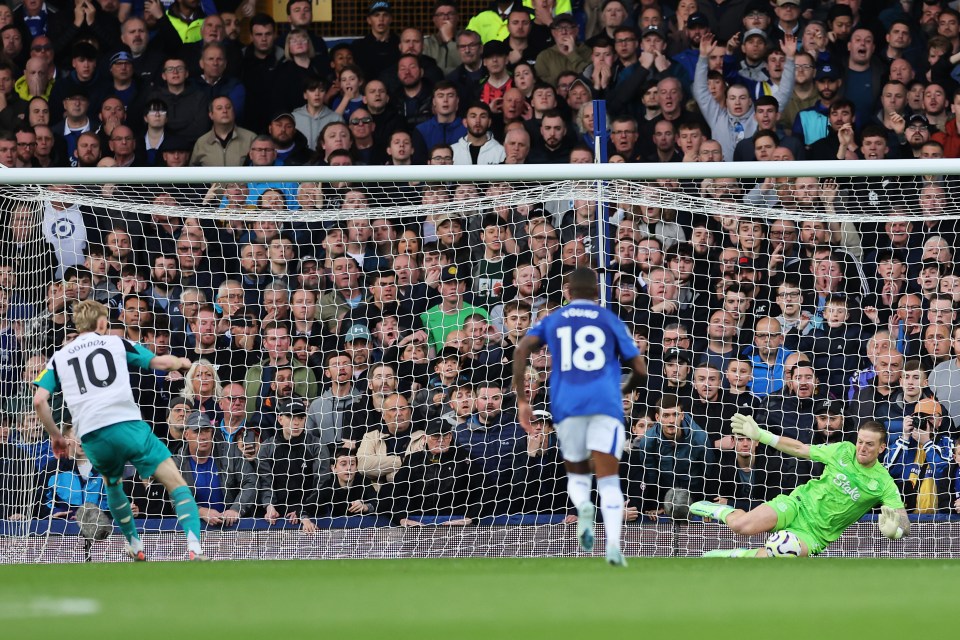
[81,420,171,481]
[765,494,828,556]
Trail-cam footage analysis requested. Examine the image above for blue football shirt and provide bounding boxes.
[527,300,640,423]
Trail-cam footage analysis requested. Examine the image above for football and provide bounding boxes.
[764,531,803,557]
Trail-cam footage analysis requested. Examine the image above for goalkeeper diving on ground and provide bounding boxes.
[690,415,909,557]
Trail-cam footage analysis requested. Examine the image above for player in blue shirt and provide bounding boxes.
[513,268,645,567]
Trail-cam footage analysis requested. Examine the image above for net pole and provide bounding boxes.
[593,98,611,307]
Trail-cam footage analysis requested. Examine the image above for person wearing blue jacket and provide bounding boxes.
[38,424,107,518]
[884,398,953,513]
[413,81,467,163]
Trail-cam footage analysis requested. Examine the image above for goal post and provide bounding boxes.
[2,159,960,562]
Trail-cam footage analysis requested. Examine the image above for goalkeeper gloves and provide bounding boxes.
[730,414,779,447]
[878,506,905,540]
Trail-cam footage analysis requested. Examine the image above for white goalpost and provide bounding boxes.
[2,159,960,562]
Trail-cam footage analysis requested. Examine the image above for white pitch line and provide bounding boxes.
[0,598,101,618]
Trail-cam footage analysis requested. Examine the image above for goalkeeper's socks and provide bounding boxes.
[170,485,203,554]
[689,501,735,524]
[597,475,624,553]
[105,481,140,544]
[566,472,593,509]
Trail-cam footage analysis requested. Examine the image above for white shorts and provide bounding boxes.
[554,414,625,463]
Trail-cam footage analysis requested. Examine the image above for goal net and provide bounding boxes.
[2,160,960,562]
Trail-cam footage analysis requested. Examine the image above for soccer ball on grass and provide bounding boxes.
[764,530,802,557]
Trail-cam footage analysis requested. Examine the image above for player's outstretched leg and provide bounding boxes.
[597,475,626,567]
[104,478,145,561]
[153,459,207,560]
[689,501,736,524]
[170,486,209,561]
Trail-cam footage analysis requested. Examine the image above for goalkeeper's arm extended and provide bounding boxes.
[878,506,910,540]
[730,414,811,459]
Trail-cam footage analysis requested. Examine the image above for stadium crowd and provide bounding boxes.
[3,0,960,529]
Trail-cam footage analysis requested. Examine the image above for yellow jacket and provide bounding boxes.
[468,1,574,43]
[15,75,53,101]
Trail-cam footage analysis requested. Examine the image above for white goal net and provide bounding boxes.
[2,160,960,562]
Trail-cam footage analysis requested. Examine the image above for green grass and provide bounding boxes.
[1,558,957,639]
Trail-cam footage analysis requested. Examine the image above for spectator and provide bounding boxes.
[745,316,795,398]
[929,325,960,431]
[849,348,905,429]
[240,13,283,132]
[257,396,327,525]
[382,420,478,525]
[694,33,796,161]
[424,2,461,75]
[144,56,210,144]
[421,265,491,352]
[301,449,376,530]
[173,411,257,524]
[292,75,342,152]
[535,14,590,87]
[306,351,364,449]
[357,391,425,483]
[451,100,505,164]
[353,1,400,81]
[629,393,712,519]
[704,434,780,513]
[243,321,317,414]
[884,398,953,513]
[453,381,525,514]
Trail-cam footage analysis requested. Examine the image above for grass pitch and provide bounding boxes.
[2,557,957,639]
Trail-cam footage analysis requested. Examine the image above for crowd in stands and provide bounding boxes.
[3,0,960,529]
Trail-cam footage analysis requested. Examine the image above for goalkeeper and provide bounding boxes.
[690,416,908,557]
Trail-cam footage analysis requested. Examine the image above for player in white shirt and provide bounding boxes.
[33,300,208,561]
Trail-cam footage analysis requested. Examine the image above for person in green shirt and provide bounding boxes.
[690,416,909,557]
[421,264,490,352]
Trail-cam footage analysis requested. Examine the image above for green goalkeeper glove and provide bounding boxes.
[730,414,779,447]
[878,506,905,540]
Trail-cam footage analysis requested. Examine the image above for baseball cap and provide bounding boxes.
[435,213,463,228]
[814,399,844,416]
[276,396,308,416]
[271,111,295,123]
[168,396,195,411]
[483,40,511,58]
[915,397,944,416]
[664,347,692,365]
[300,253,319,265]
[641,25,667,41]
[907,113,930,128]
[184,411,213,431]
[816,64,841,81]
[551,13,577,29]
[439,265,464,282]
[65,86,90,100]
[531,405,553,422]
[777,0,799,5]
[687,12,709,29]
[424,420,453,436]
[368,1,391,15]
[344,323,371,343]
[743,28,769,42]
[737,256,757,270]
